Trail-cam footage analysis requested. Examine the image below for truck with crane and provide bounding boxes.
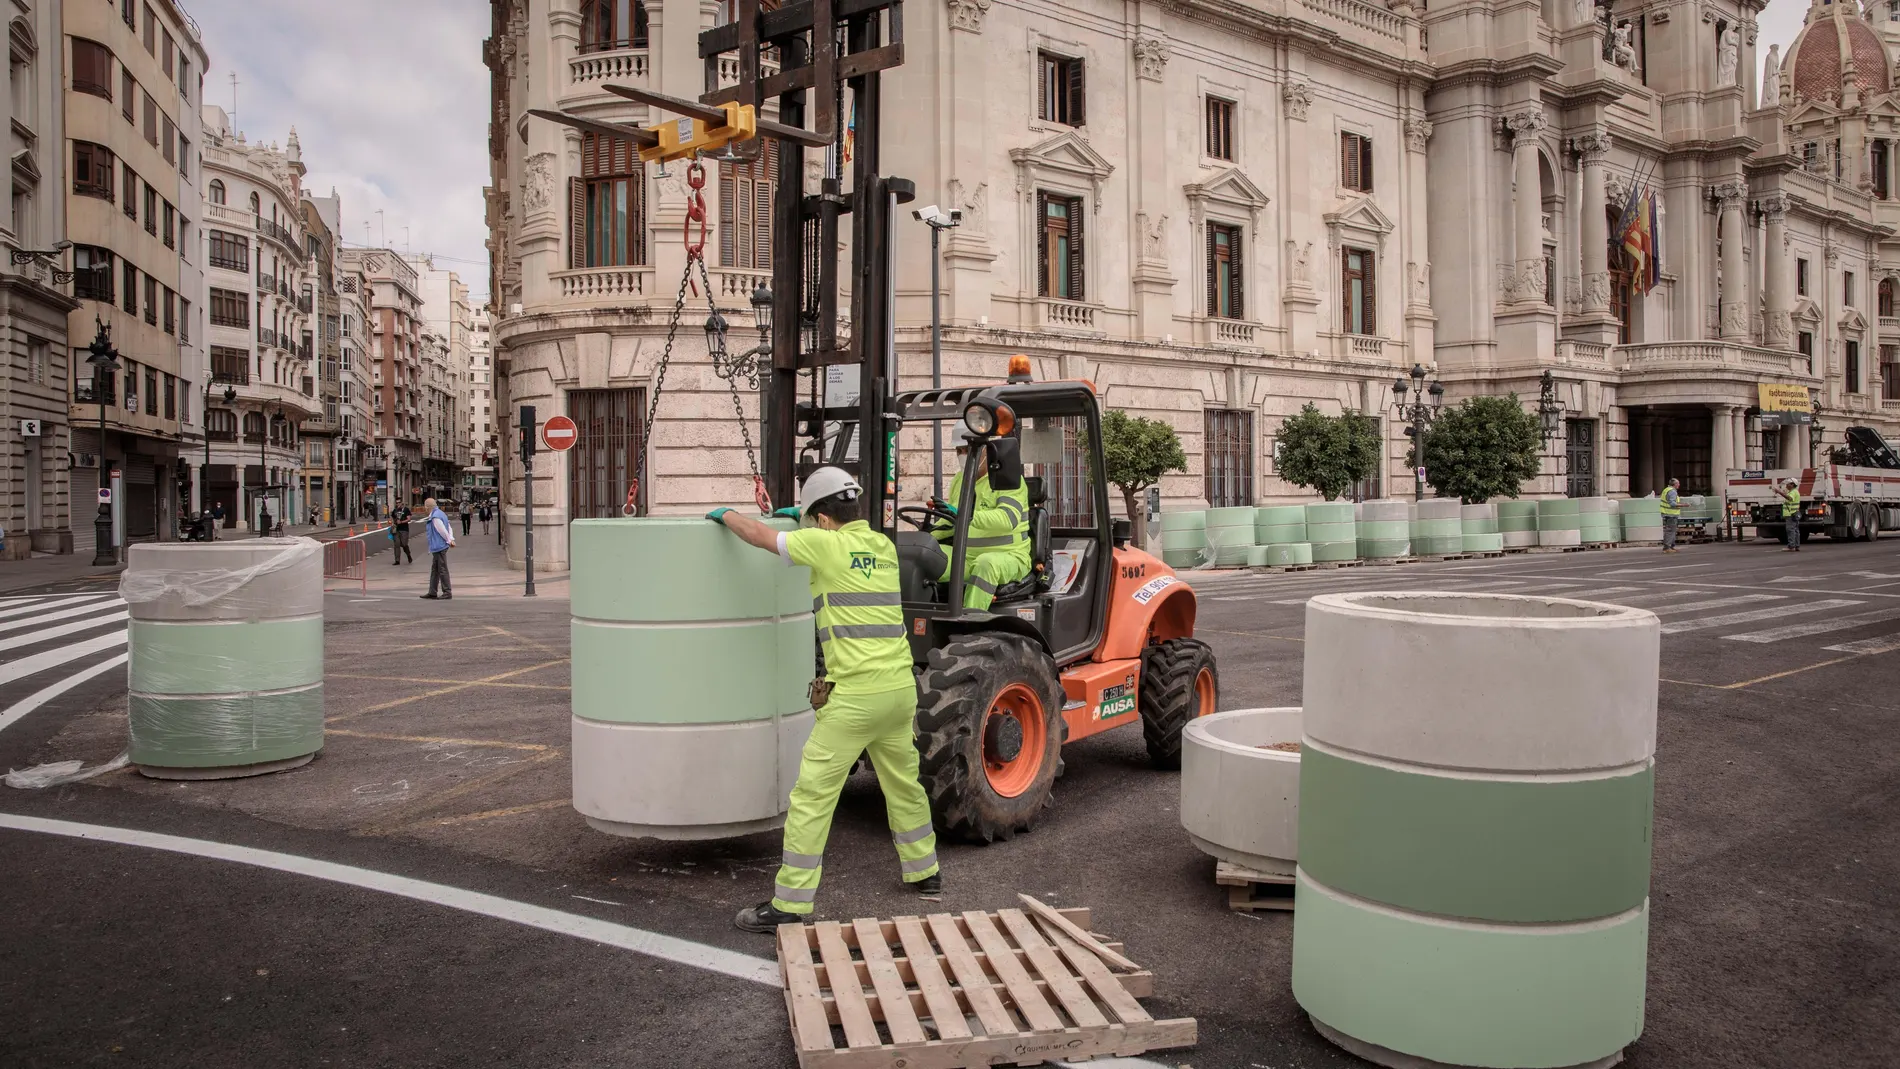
[1725,426,1900,542]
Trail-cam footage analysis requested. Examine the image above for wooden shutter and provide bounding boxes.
[1205,224,1218,315]
[1067,196,1085,301]
[1231,228,1244,320]
[1360,136,1374,192]
[1340,134,1356,190]
[1038,56,1051,122]
[1363,252,1376,335]
[1068,59,1086,126]
[1040,196,1052,296]
[720,163,737,265]
[753,148,773,269]
[569,177,586,269]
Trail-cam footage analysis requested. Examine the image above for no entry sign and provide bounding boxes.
[541,415,578,452]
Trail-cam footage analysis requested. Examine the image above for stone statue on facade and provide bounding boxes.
[1717,24,1740,88]
[1760,43,1781,108]
[1288,240,1314,285]
[1612,23,1637,72]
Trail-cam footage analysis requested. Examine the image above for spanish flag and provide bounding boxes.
[1619,190,1660,295]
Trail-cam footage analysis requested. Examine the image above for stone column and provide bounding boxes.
[945,0,999,325]
[1710,405,1734,489]
[1129,29,1174,338]
[1716,180,1749,340]
[1650,421,1669,493]
[1579,130,1612,315]
[1732,407,1749,472]
[1761,193,1792,349]
[1507,110,1548,304]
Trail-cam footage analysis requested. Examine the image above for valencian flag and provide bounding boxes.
[1617,185,1662,295]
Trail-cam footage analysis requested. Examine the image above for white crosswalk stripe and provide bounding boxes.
[1652,594,1785,616]
[0,596,131,735]
[0,593,113,622]
[1824,632,1900,655]
[1724,606,1900,644]
[0,610,129,654]
[1661,600,1863,635]
[0,630,130,688]
[0,599,131,636]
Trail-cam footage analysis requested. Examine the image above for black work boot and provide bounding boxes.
[913,873,943,897]
[734,901,803,933]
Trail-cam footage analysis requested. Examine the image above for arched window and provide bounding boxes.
[249,191,260,214]
[208,179,226,205]
[206,409,237,441]
[581,0,648,53]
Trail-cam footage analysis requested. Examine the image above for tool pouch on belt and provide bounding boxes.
[808,677,835,710]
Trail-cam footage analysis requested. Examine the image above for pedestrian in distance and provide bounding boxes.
[209,500,224,541]
[257,504,273,538]
[479,501,492,535]
[461,498,474,537]
[1659,478,1681,553]
[709,467,941,933]
[1780,477,1802,552]
[390,503,415,565]
[420,497,456,600]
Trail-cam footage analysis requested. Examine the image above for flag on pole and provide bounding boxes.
[1619,187,1658,295]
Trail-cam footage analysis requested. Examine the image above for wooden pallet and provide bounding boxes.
[1315,559,1363,569]
[1264,563,1319,573]
[1214,860,1296,913]
[777,898,1197,1069]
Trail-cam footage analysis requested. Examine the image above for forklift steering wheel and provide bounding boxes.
[896,504,957,531]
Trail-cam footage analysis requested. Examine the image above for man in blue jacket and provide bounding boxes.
[420,497,456,600]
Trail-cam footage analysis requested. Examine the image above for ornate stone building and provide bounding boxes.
[485,0,1900,569]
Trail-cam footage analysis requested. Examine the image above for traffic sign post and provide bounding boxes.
[521,405,537,597]
[541,415,578,452]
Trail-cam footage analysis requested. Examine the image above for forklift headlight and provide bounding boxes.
[964,403,996,436]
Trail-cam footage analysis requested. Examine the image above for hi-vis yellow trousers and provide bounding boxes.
[771,684,939,914]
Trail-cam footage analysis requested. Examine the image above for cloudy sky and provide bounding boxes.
[189,0,492,300]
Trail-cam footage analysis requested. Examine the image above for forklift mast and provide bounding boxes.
[699,0,913,531]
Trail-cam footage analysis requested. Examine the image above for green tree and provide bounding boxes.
[1418,394,1543,504]
[1095,409,1187,543]
[1275,403,1381,500]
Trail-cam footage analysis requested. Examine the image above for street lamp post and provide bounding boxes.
[914,206,961,497]
[203,382,237,529]
[1390,363,1444,502]
[84,320,121,566]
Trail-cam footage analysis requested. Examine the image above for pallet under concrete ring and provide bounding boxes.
[1214,860,1296,913]
[776,906,1196,1068]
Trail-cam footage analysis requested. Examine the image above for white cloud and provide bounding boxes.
[189,0,492,299]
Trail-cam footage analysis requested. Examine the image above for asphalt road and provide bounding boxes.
[1,534,1896,1068]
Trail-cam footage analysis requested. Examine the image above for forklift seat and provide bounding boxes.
[992,476,1050,604]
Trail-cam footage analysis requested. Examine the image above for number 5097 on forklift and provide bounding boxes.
[874,355,1218,843]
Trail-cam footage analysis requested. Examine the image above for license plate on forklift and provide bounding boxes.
[1096,681,1136,720]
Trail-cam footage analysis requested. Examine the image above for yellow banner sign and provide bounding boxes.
[1758,383,1811,413]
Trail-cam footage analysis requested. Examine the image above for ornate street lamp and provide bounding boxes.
[1390,363,1445,501]
[1809,414,1827,459]
[1537,369,1566,444]
[750,283,773,337]
[84,319,120,566]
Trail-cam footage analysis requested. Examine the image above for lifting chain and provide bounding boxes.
[626,157,769,516]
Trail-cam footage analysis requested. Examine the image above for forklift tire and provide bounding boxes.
[914,634,1065,844]
[1139,638,1219,771]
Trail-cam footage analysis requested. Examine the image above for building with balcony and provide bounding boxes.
[343,246,425,509]
[485,0,1900,568]
[66,0,208,556]
[199,107,317,531]
[465,306,497,492]
[409,254,474,495]
[2,0,79,558]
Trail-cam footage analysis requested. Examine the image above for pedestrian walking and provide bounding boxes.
[420,497,456,600]
[257,504,273,538]
[479,501,492,535]
[390,503,414,565]
[709,467,940,933]
[461,499,474,537]
[209,501,225,541]
[1659,479,1681,553]
[1780,478,1802,552]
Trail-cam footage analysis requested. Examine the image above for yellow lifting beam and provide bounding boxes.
[640,101,758,165]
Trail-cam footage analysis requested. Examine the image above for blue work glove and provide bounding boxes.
[772,507,801,519]
[931,499,957,517]
[705,507,734,522]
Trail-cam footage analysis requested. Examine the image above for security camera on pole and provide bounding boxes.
[912,204,962,498]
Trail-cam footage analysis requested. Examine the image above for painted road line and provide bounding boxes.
[1651,594,1785,616]
[0,599,129,637]
[1661,600,1863,635]
[0,630,128,687]
[0,594,113,622]
[0,653,127,736]
[1599,563,1718,577]
[0,812,780,985]
[1823,631,1900,655]
[1724,607,1900,644]
[1543,586,1645,601]
[0,611,131,655]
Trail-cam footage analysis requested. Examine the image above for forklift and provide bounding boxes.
[535,0,1217,842]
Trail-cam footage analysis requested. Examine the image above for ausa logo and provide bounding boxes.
[850,552,878,576]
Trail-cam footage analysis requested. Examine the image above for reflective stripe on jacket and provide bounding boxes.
[785,521,914,694]
[1780,487,1801,517]
[938,471,1031,566]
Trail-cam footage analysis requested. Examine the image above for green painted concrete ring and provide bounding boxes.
[1358,538,1412,558]
[1462,532,1505,553]
[570,518,810,622]
[1207,506,1258,529]
[1159,511,1207,530]
[1310,540,1357,562]
[1305,521,1356,541]
[1305,502,1354,524]
[1359,520,1410,539]
[1258,506,1307,526]
[129,617,323,694]
[1255,523,1308,545]
[1294,870,1646,1069]
[128,686,324,769]
[571,617,813,724]
[1297,745,1653,923]
[1268,543,1313,566]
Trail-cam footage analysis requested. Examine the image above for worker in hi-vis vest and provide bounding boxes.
[1659,478,1682,553]
[709,467,940,933]
[931,435,1031,611]
[1780,478,1802,552]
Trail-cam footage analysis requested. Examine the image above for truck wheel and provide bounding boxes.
[914,634,1065,844]
[1138,638,1219,771]
[1849,505,1871,541]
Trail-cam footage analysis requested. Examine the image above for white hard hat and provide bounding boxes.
[797,467,863,515]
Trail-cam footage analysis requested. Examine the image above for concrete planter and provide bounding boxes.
[570,518,815,840]
[1180,707,1302,877]
[1294,591,1659,1069]
[120,540,326,779]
